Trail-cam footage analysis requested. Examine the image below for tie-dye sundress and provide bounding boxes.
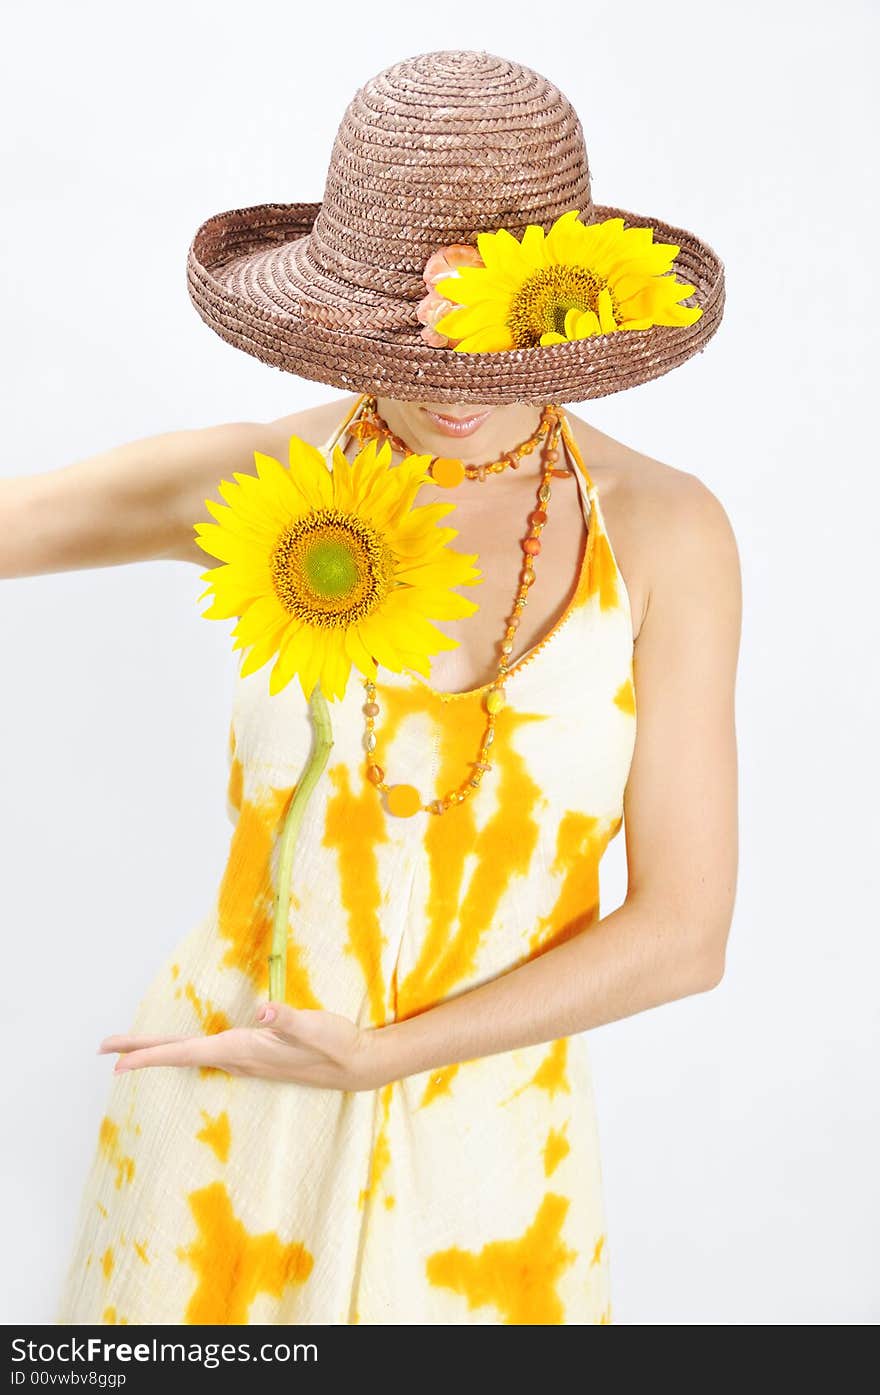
[56,402,637,1326]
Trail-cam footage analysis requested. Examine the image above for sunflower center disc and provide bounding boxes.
[270,510,394,626]
[508,265,618,346]
[304,539,359,599]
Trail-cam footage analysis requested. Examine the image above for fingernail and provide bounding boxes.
[258,1005,276,1024]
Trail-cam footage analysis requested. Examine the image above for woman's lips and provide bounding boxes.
[420,407,493,438]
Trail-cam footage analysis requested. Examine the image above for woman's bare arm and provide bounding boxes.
[364,469,742,1078]
[0,402,348,580]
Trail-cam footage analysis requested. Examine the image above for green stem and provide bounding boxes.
[268,686,334,1003]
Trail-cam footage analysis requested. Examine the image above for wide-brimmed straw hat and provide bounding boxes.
[186,50,724,406]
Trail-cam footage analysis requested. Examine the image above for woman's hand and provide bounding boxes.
[97,1002,391,1093]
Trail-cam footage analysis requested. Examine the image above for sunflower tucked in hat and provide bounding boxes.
[186,50,724,405]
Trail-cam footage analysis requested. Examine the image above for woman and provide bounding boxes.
[4,51,740,1325]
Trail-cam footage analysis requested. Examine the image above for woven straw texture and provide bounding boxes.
[186,50,725,404]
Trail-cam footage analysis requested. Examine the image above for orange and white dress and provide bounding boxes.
[56,404,637,1326]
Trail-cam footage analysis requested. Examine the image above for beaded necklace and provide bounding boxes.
[351,395,558,486]
[337,396,571,819]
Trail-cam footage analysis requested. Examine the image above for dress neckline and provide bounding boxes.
[321,395,604,703]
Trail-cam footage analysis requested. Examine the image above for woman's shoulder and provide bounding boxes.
[565,410,740,643]
[264,394,360,452]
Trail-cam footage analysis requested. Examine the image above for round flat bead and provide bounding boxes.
[363,702,379,717]
[387,783,422,817]
[431,456,466,488]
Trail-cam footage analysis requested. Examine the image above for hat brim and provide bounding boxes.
[186,200,724,405]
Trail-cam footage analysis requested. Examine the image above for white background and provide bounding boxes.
[2,0,877,1325]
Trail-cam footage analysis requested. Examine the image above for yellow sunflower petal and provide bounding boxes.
[617,277,697,321]
[568,217,626,272]
[394,551,482,588]
[565,307,601,339]
[404,585,481,621]
[544,209,587,264]
[353,610,408,673]
[330,444,355,512]
[605,244,680,280]
[597,288,617,334]
[476,227,531,281]
[193,522,258,566]
[298,625,329,700]
[352,452,431,533]
[306,628,350,702]
[348,436,382,503]
[212,477,290,533]
[251,452,306,515]
[268,623,306,697]
[238,613,298,678]
[230,592,288,645]
[539,331,567,346]
[288,435,333,510]
[655,303,703,326]
[345,624,379,683]
[433,266,502,305]
[433,302,511,339]
[452,326,516,353]
[518,224,548,269]
[378,588,461,653]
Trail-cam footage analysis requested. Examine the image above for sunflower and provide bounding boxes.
[432,210,702,352]
[194,435,482,703]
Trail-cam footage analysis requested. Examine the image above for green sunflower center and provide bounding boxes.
[270,510,394,626]
[507,265,620,347]
[303,538,359,598]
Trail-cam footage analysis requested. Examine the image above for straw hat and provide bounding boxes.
[186,50,724,405]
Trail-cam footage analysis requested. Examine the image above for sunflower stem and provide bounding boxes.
[268,686,334,1004]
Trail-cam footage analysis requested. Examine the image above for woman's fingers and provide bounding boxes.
[99,1004,309,1060]
[113,1030,242,1074]
[98,1033,194,1054]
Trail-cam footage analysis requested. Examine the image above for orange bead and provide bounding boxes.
[366,763,384,784]
[523,538,541,555]
[530,508,548,525]
[431,457,466,488]
[387,783,422,817]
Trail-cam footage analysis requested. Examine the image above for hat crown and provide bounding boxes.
[308,50,593,302]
